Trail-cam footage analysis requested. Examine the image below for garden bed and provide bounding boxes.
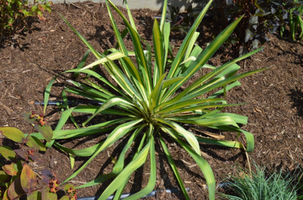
[1,2,303,199]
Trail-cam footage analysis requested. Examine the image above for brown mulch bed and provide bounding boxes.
[1,2,303,199]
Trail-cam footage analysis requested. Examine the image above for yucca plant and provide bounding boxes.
[28,0,266,199]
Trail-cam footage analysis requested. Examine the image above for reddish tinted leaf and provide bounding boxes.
[41,185,57,200]
[27,190,41,200]
[21,164,37,193]
[3,189,9,200]
[0,146,16,160]
[7,176,24,200]
[41,168,55,184]
[0,170,10,182]
[2,164,18,176]
[0,127,25,142]
[34,125,53,143]
[29,154,42,163]
[26,135,46,151]
[14,149,28,160]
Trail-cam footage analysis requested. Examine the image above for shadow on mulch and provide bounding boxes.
[289,87,303,117]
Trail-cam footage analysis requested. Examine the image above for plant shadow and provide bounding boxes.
[288,87,303,117]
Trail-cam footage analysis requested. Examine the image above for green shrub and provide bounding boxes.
[221,163,301,200]
[215,0,303,54]
[0,0,52,42]
[33,0,266,199]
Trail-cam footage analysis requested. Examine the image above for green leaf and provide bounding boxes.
[0,170,10,182]
[54,142,103,157]
[60,196,70,200]
[162,127,215,200]
[2,164,18,176]
[166,0,213,80]
[44,75,59,114]
[58,12,101,59]
[159,136,190,200]
[81,51,126,70]
[26,136,46,151]
[73,50,90,78]
[153,19,164,81]
[98,136,151,200]
[123,127,156,200]
[0,146,16,160]
[41,186,57,200]
[69,153,75,169]
[196,136,244,149]
[34,124,53,143]
[0,127,25,143]
[158,119,200,155]
[83,97,136,126]
[63,119,142,184]
[20,164,37,193]
[27,191,41,200]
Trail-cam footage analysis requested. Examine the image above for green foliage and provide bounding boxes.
[0,113,76,200]
[256,0,303,41]
[215,0,303,54]
[167,4,201,34]
[40,0,266,199]
[221,163,301,200]
[0,0,52,42]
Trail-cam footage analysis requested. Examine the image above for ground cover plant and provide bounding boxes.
[20,0,269,199]
[0,114,77,200]
[214,0,303,53]
[221,162,302,200]
[0,0,52,43]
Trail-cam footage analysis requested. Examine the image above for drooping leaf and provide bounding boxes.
[0,170,10,182]
[21,164,37,193]
[41,169,56,184]
[26,135,46,151]
[14,149,28,160]
[7,177,25,200]
[44,75,59,114]
[2,164,18,176]
[60,196,70,200]
[41,185,57,200]
[159,136,190,200]
[34,124,53,143]
[0,127,25,143]
[0,146,16,160]
[27,191,42,200]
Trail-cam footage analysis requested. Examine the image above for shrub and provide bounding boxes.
[34,0,266,199]
[215,0,303,54]
[0,0,52,43]
[0,112,76,200]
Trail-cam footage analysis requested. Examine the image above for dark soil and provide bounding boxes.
[1,2,303,200]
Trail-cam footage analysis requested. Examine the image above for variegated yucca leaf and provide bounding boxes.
[37,0,266,199]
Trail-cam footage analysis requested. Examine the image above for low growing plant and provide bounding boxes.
[215,0,303,53]
[0,112,77,200]
[29,0,266,199]
[0,0,52,42]
[257,0,303,41]
[221,162,301,200]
